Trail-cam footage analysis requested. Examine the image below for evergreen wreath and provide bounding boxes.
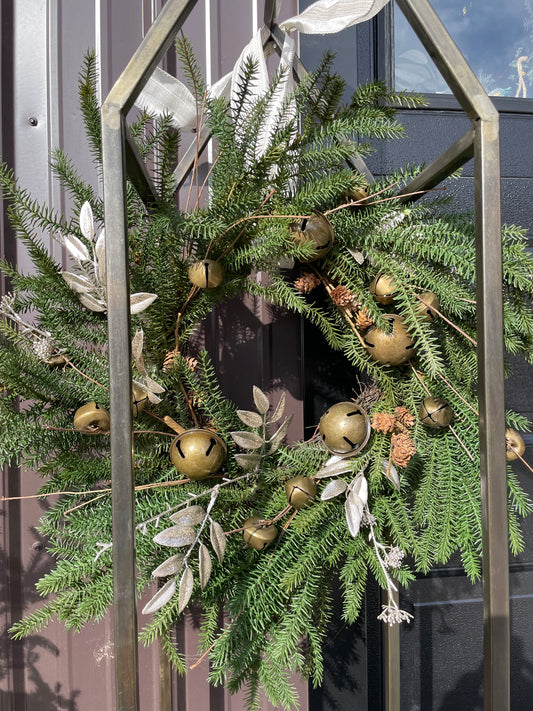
[1,44,532,710]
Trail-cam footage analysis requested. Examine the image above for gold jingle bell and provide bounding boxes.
[285,476,317,508]
[418,396,453,429]
[132,384,149,418]
[170,428,226,480]
[363,314,415,366]
[345,183,370,203]
[73,402,110,434]
[416,291,440,322]
[370,274,397,305]
[242,516,278,550]
[290,212,334,263]
[319,402,371,457]
[188,259,225,289]
[505,428,526,461]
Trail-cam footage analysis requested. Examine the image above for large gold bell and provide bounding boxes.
[418,396,453,429]
[284,476,317,508]
[188,259,225,289]
[132,384,149,417]
[242,517,278,550]
[319,402,371,457]
[363,314,415,366]
[290,212,334,263]
[416,291,440,322]
[370,274,397,305]
[170,428,226,480]
[73,402,110,433]
[505,428,525,461]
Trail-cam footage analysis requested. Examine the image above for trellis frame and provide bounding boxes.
[101,1,509,710]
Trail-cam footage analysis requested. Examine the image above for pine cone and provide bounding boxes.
[355,308,374,330]
[330,285,356,307]
[391,432,417,468]
[394,406,415,431]
[294,271,321,294]
[356,383,383,410]
[163,348,178,372]
[371,411,396,434]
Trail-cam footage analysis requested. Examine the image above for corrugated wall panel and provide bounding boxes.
[1,2,308,710]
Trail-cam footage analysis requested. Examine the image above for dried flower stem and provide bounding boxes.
[435,371,479,417]
[323,181,398,215]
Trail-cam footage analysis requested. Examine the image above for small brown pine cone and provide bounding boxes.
[330,285,356,307]
[294,271,321,294]
[163,348,178,372]
[371,411,397,434]
[391,432,417,468]
[355,308,374,330]
[394,406,415,431]
[185,356,198,371]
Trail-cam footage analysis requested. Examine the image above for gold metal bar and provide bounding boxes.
[398,128,474,203]
[382,589,401,711]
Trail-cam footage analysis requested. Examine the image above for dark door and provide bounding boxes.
[300,1,533,709]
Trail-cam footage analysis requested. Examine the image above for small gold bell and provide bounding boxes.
[505,428,525,461]
[418,396,453,429]
[319,402,371,457]
[188,259,225,289]
[73,402,110,433]
[242,516,278,550]
[132,384,149,417]
[170,428,226,480]
[290,212,334,263]
[345,183,370,203]
[416,291,440,322]
[363,314,415,366]
[370,274,397,305]
[284,476,317,508]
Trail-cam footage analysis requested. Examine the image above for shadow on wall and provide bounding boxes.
[437,635,533,711]
[0,506,81,710]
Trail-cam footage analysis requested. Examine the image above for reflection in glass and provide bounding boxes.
[395,0,533,97]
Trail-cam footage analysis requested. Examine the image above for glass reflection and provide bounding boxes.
[395,0,533,97]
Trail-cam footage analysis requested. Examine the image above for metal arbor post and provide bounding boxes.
[101,1,508,710]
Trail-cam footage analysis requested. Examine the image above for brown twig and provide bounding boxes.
[323,181,398,216]
[434,371,479,417]
[415,294,477,346]
[449,424,475,461]
[61,356,108,391]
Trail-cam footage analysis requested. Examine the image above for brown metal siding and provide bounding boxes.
[1,1,305,710]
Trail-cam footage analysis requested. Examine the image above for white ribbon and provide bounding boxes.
[135,0,391,155]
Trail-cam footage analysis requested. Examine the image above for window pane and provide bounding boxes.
[395,0,533,97]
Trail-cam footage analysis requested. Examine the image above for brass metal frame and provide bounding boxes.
[101,1,508,710]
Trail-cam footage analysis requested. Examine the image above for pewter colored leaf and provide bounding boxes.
[170,506,206,526]
[315,458,354,480]
[268,414,293,453]
[236,410,263,428]
[198,543,212,590]
[210,520,226,563]
[64,233,91,262]
[79,201,95,241]
[78,292,106,312]
[381,459,400,491]
[178,567,194,613]
[234,453,262,470]
[230,431,264,450]
[153,525,196,548]
[131,329,144,363]
[253,385,270,415]
[130,292,158,314]
[349,475,368,506]
[94,231,106,285]
[345,493,363,537]
[142,576,176,614]
[320,478,348,500]
[268,392,286,424]
[152,553,185,578]
[347,247,365,264]
[61,271,94,294]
